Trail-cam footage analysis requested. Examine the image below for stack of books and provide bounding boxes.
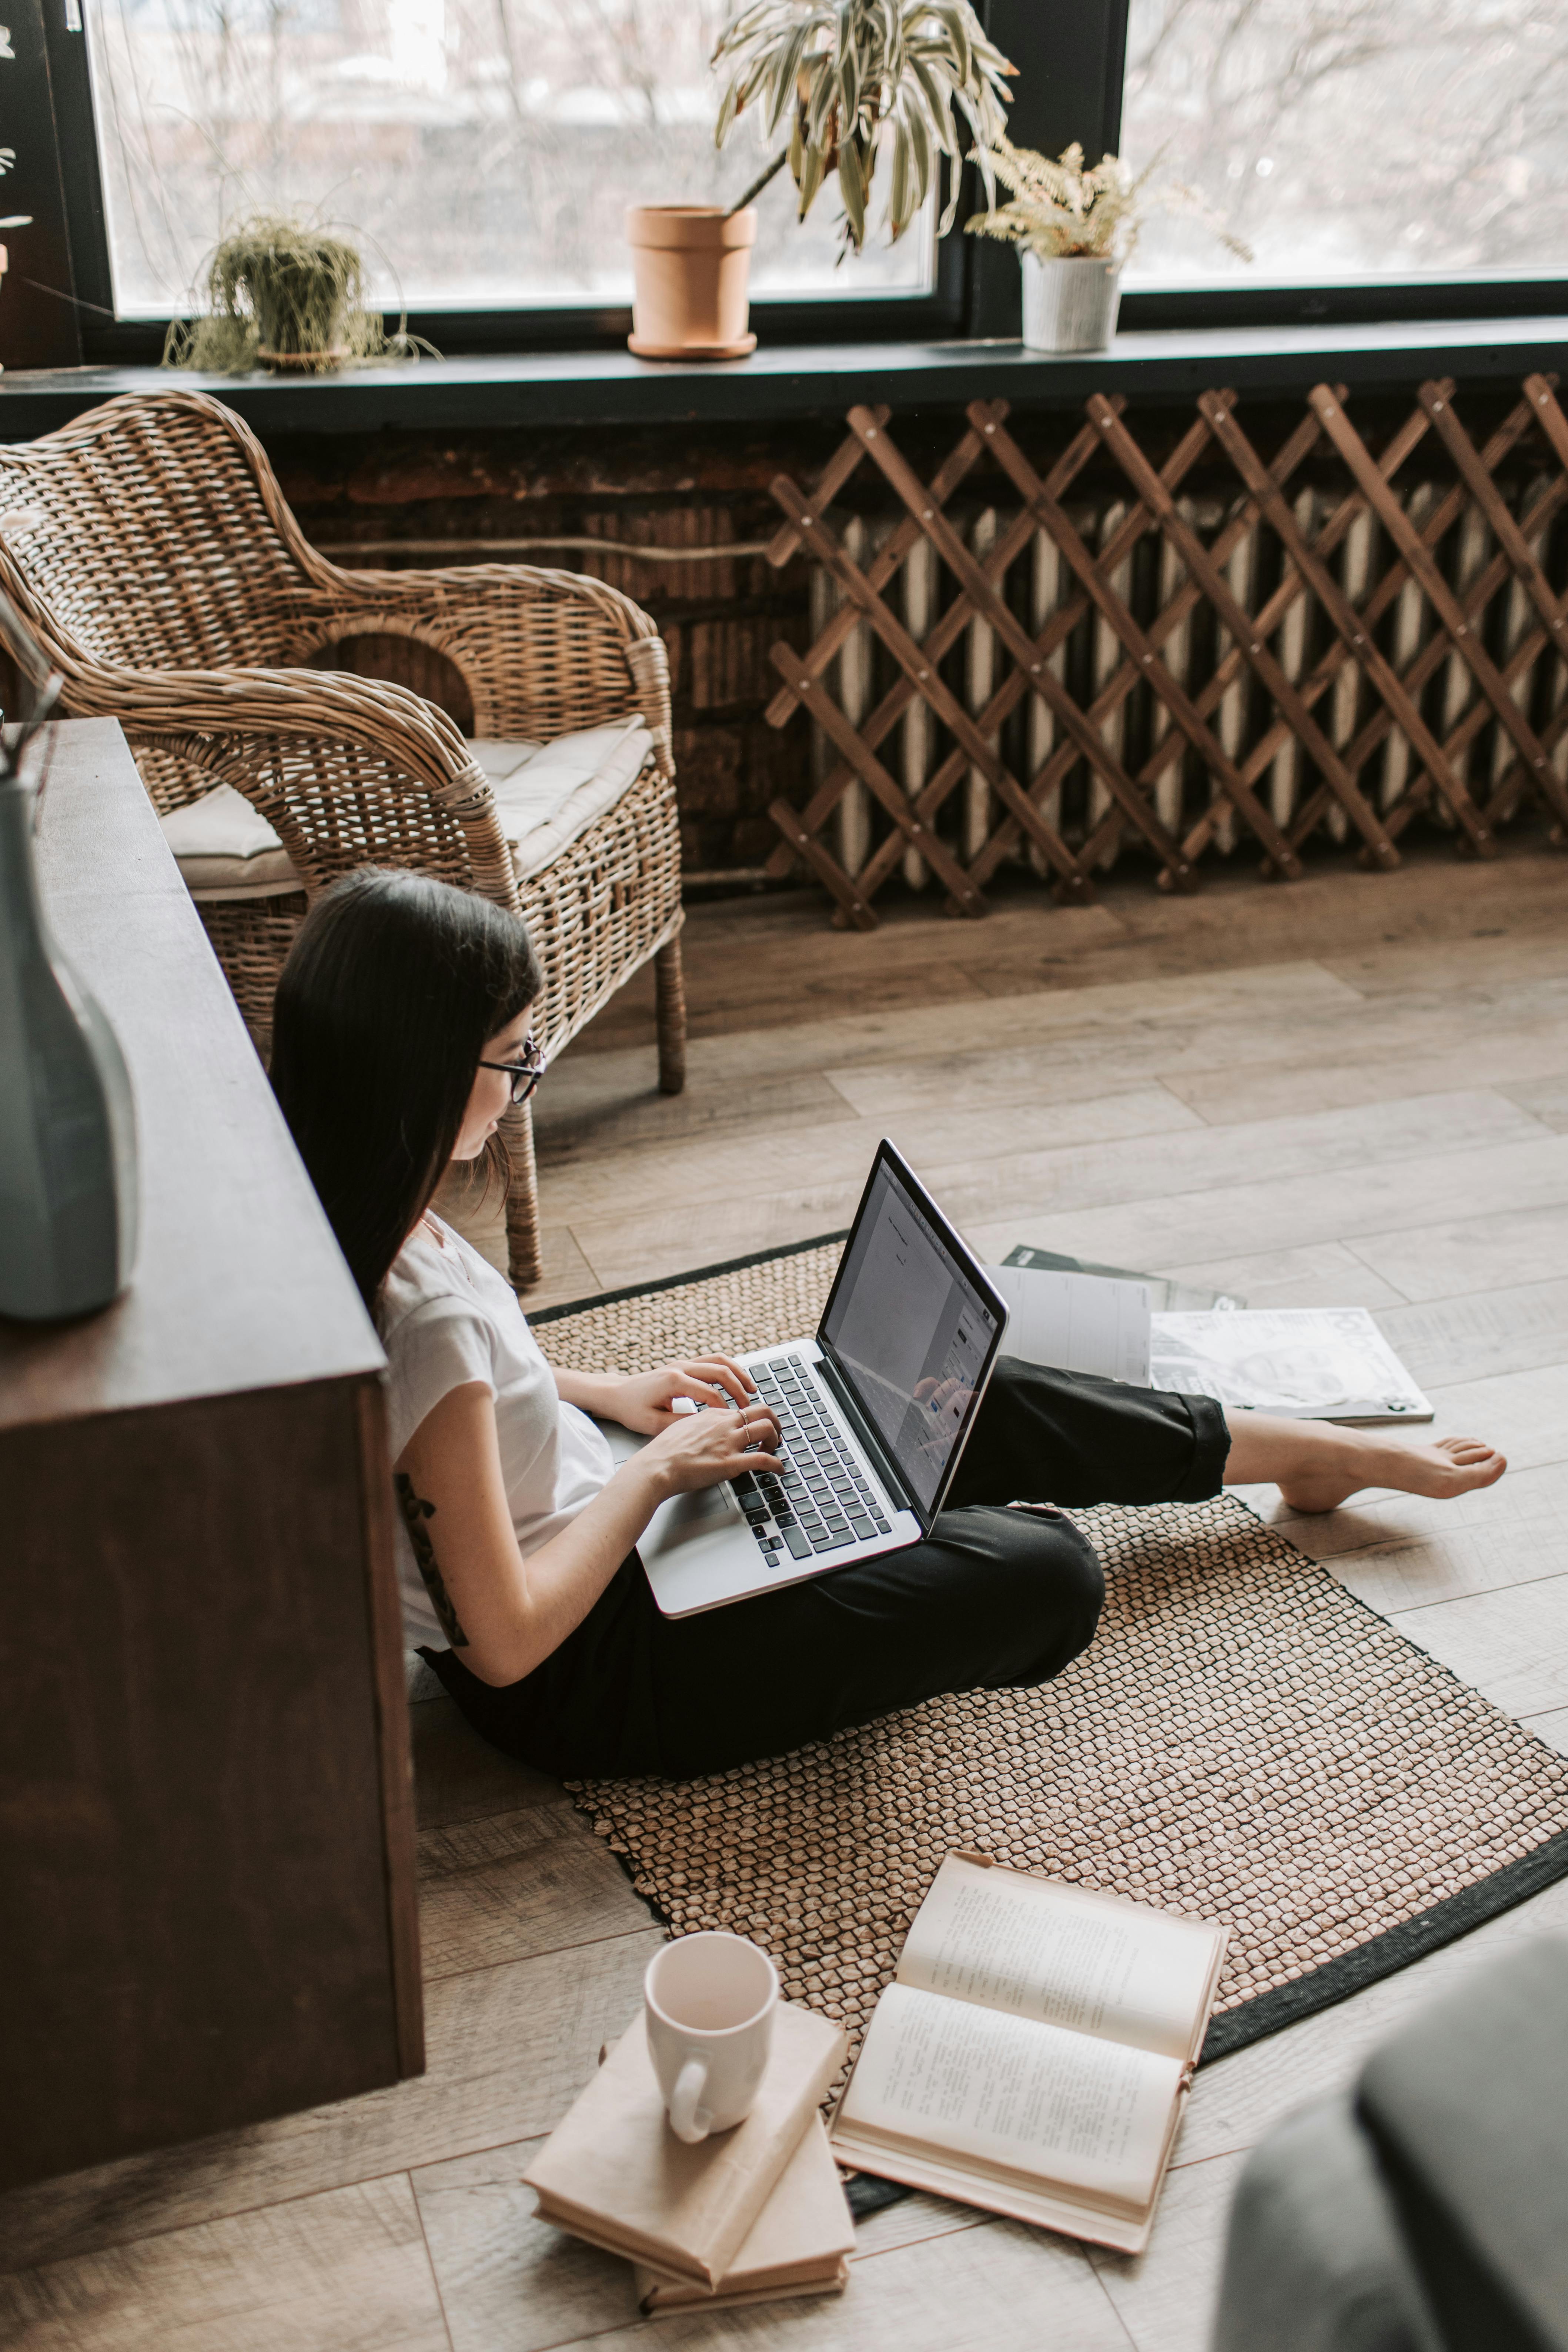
[524,1995,853,2316]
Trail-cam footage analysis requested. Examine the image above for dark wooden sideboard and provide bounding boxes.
[0,719,421,2193]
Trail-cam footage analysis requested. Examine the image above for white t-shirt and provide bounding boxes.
[377,1214,615,1650]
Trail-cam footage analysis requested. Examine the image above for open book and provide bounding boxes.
[828,1855,1229,2255]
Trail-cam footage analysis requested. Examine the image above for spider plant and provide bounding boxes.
[162,213,431,375]
[712,0,1014,252]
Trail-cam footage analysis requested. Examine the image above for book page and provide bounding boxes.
[839,1984,1181,2214]
[986,1264,1151,1387]
[897,1858,1220,2060]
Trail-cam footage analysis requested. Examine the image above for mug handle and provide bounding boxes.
[668,2057,711,2144]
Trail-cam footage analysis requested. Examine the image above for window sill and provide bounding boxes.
[1,316,1565,438]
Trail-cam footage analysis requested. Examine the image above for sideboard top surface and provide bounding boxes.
[0,718,384,1432]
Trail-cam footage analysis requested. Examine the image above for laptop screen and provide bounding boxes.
[818,1144,1005,1521]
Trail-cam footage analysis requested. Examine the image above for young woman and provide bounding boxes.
[271,869,1508,1783]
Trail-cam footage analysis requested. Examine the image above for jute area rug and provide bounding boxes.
[536,1234,1568,2068]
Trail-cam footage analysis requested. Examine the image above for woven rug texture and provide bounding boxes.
[538,1240,1568,2064]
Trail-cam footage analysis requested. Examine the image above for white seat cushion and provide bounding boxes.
[159,720,655,901]
[488,721,655,882]
[157,782,299,901]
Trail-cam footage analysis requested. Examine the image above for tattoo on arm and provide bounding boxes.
[394,1473,470,1648]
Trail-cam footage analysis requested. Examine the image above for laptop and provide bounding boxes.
[596,1140,1010,1618]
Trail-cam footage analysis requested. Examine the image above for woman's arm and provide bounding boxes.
[552,1356,757,1432]
[394,1380,780,1688]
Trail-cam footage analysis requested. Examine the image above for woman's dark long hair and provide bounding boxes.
[270,868,542,1309]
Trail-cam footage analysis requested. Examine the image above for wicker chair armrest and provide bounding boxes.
[290,559,676,776]
[71,661,518,911]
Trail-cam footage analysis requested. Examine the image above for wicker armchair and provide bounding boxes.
[0,388,686,1289]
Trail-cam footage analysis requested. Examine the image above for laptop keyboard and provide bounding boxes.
[730,1353,893,1563]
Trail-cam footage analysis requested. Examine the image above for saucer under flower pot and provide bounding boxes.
[625,205,758,361]
[255,343,352,373]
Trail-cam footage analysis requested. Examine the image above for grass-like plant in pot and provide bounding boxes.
[162,214,425,375]
[966,137,1250,353]
[625,0,1014,363]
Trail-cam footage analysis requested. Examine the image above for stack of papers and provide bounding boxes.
[991,1247,1431,1423]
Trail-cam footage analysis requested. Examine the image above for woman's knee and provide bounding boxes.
[940,1504,1104,1686]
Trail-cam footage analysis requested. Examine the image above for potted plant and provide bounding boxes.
[626,0,1014,363]
[966,137,1250,353]
[163,213,426,375]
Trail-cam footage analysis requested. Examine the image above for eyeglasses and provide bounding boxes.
[477,1038,546,1106]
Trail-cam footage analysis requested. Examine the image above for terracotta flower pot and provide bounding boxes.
[625,206,758,362]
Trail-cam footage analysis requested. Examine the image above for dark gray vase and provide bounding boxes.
[0,766,138,1319]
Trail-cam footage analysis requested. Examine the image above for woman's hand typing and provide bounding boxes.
[555,1356,759,1434]
[633,1398,785,1499]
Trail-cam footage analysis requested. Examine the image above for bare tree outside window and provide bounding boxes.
[1123,0,1568,281]
[86,0,935,313]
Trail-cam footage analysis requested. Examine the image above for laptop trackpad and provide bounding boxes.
[648,1483,737,1551]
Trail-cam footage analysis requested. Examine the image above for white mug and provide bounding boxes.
[644,1932,779,2144]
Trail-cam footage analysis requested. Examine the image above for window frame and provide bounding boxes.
[16,0,1568,372]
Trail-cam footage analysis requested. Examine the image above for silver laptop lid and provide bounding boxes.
[815,1140,1009,1528]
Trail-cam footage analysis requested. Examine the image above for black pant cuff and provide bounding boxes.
[1174,1392,1231,1501]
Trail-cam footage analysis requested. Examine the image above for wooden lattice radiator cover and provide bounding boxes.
[760,377,1568,926]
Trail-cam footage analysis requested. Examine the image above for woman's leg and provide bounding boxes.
[424,1503,1103,1781]
[947,1357,1231,1511]
[948,1358,1505,1516]
[1221,1412,1506,1510]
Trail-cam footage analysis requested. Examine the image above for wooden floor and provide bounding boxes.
[10,841,1568,2349]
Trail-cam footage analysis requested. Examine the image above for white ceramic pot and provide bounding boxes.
[1020,251,1121,353]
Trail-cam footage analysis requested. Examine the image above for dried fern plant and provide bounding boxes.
[162,214,431,375]
[966,137,1252,267]
[712,0,1014,252]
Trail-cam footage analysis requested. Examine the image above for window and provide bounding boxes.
[23,0,1568,364]
[83,0,934,320]
[1121,0,1568,286]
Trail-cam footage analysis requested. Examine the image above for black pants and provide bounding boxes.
[424,1360,1230,1781]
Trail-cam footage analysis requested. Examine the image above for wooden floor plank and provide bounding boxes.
[531,2215,1128,2352]
[1089,2151,1245,2352]
[1272,1460,1568,1611]
[412,2143,993,2352]
[831,977,1568,1131]
[1500,1072,1568,1131]
[0,2175,450,2352]
[548,961,1363,1145]
[1347,1202,1568,1309]
[1166,1027,1568,1126]
[1388,1574,1568,1718]
[412,1697,565,1831]
[537,1086,1204,1227]
[1373,1280,1568,1388]
[413,2138,642,2352]
[950,1132,1568,1290]
[1521,1706,1568,1754]
[579,845,1568,1054]
[417,1807,653,1982]
[0,1934,664,2275]
[918,1091,1543,1238]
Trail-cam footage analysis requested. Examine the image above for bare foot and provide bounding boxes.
[1275,1430,1507,1514]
